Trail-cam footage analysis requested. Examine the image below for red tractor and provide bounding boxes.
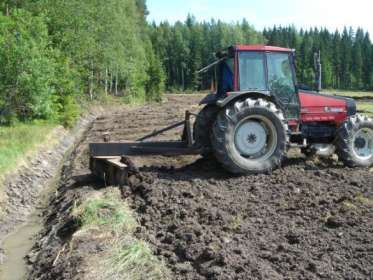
[90,45,373,182]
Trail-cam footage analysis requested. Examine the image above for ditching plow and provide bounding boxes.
[89,111,202,186]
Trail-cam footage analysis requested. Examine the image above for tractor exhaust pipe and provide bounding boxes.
[314,50,322,92]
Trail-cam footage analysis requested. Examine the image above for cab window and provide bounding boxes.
[238,52,267,91]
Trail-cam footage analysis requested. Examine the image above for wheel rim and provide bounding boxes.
[352,127,373,160]
[234,115,277,160]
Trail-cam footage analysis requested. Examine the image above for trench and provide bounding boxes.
[0,114,96,280]
[0,162,63,280]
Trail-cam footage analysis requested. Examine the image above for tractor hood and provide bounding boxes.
[299,90,357,124]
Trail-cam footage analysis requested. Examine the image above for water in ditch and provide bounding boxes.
[0,176,59,280]
[0,211,43,280]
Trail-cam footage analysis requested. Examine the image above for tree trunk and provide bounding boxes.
[110,71,114,93]
[105,68,108,96]
[181,66,185,91]
[115,70,118,96]
[176,67,179,89]
[89,61,94,100]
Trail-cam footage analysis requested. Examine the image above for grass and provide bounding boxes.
[74,192,137,234]
[73,192,170,280]
[0,121,56,180]
[341,201,358,212]
[228,215,242,232]
[357,102,373,116]
[323,89,373,97]
[322,89,373,117]
[108,239,170,280]
[355,194,373,207]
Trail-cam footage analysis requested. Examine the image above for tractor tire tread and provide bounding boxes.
[193,105,220,156]
[335,114,373,167]
[211,98,288,174]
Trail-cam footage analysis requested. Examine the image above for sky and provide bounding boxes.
[147,0,373,36]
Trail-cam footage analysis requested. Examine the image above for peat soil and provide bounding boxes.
[30,94,372,280]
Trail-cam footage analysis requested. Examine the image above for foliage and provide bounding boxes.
[31,0,164,101]
[0,10,56,124]
[73,191,171,280]
[145,41,165,101]
[108,238,171,280]
[0,121,55,178]
[50,52,81,127]
[357,102,373,117]
[73,193,137,233]
[0,1,165,126]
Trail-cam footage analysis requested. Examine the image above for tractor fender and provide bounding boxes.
[199,93,218,105]
[217,91,273,108]
[199,91,273,107]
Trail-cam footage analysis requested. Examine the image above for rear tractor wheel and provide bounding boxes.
[193,105,219,156]
[336,114,373,167]
[211,98,288,174]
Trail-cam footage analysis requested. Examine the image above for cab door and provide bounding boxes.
[266,52,300,121]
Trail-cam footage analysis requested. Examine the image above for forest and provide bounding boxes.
[151,17,373,92]
[0,1,372,126]
[0,0,165,126]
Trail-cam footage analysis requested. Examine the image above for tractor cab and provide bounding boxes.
[200,45,300,120]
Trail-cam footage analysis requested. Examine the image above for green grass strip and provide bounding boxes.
[0,122,56,178]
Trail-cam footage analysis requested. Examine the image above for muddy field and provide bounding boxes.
[29,94,372,279]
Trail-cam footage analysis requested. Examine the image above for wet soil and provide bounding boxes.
[0,177,57,280]
[29,94,372,279]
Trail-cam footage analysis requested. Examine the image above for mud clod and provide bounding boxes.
[325,216,344,228]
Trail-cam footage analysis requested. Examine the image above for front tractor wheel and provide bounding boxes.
[336,115,373,167]
[211,98,288,174]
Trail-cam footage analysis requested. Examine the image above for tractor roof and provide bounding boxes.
[234,44,293,53]
[200,44,294,74]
